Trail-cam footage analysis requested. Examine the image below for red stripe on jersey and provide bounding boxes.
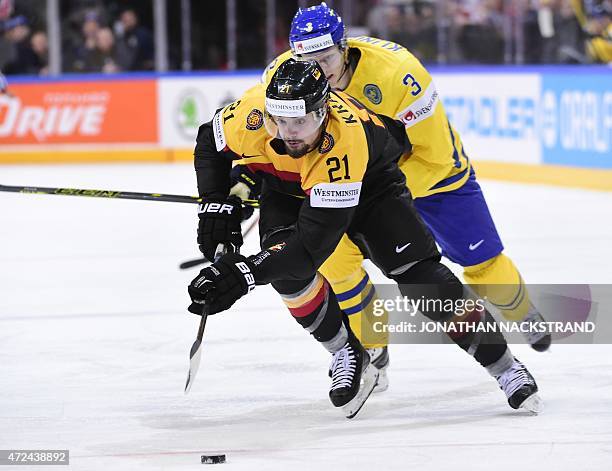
[288,281,329,318]
[247,163,302,183]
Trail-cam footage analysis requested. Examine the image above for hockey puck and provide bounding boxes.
[201,454,226,464]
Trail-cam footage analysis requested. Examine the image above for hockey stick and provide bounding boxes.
[184,243,229,394]
[178,214,260,270]
[0,184,259,208]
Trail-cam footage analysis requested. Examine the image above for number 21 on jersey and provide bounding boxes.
[327,155,350,182]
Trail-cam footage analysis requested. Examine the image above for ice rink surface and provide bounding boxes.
[1,163,611,471]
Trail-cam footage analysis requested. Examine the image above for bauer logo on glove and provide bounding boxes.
[235,261,256,292]
[197,196,244,261]
[188,253,256,315]
[198,202,236,215]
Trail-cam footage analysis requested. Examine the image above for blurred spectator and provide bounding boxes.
[385,5,414,53]
[61,1,113,72]
[114,8,154,70]
[557,0,586,62]
[364,1,438,62]
[2,15,41,74]
[456,0,505,63]
[0,0,12,67]
[83,26,127,73]
[69,11,103,72]
[572,0,612,62]
[30,30,48,75]
[0,69,8,93]
[0,0,13,21]
[523,0,585,63]
[366,1,389,38]
[409,1,438,61]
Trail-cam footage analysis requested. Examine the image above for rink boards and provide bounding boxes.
[1,66,610,189]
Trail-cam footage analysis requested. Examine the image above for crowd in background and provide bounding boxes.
[0,0,154,75]
[62,2,154,73]
[0,0,610,77]
[365,0,610,64]
[0,1,48,75]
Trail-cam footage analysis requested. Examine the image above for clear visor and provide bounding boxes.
[264,108,326,141]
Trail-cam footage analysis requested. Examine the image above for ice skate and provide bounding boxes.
[521,306,552,352]
[329,339,379,418]
[496,357,542,414]
[367,346,389,393]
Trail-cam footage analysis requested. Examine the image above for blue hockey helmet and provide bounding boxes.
[289,2,346,55]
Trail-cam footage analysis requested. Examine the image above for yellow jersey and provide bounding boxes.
[211,83,404,203]
[571,0,612,63]
[263,37,471,198]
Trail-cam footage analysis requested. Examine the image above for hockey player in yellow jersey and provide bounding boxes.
[235,3,552,388]
[571,0,611,63]
[187,59,541,417]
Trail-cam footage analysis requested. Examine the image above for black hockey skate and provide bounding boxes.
[329,338,379,418]
[521,306,552,352]
[496,357,542,413]
[366,346,389,393]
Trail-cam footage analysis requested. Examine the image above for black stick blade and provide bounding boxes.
[184,336,203,394]
[184,304,209,394]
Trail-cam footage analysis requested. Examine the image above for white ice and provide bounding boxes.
[1,163,611,471]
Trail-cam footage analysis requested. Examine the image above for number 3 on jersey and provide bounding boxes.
[327,155,350,182]
[402,74,422,96]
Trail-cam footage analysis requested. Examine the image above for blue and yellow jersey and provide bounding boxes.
[588,25,612,63]
[571,0,612,63]
[263,37,471,198]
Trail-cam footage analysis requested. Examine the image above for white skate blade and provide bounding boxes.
[373,368,388,393]
[343,364,379,419]
[519,393,543,414]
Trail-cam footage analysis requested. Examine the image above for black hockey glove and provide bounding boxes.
[230,165,261,220]
[188,253,256,315]
[197,196,243,261]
